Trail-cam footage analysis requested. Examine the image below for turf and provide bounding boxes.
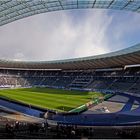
[0,88,104,112]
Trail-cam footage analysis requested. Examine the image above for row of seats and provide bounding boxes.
[0,67,139,95]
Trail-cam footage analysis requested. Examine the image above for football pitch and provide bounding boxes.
[0,88,104,112]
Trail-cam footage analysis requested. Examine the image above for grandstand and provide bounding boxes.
[0,0,140,139]
[0,64,139,95]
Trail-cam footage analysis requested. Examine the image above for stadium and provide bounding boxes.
[0,0,140,139]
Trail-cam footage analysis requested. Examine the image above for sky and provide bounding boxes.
[0,9,140,61]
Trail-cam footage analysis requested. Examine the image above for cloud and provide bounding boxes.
[105,10,140,51]
[0,9,139,61]
[13,52,26,61]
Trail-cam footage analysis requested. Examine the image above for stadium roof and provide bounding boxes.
[0,43,139,70]
[1,0,140,26]
[0,0,140,70]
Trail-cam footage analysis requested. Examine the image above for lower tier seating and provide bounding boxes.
[0,67,139,95]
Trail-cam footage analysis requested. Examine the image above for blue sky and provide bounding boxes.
[0,9,140,61]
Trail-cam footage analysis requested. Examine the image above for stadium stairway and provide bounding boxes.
[119,98,134,112]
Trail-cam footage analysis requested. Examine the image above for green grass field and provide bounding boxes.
[0,88,104,112]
